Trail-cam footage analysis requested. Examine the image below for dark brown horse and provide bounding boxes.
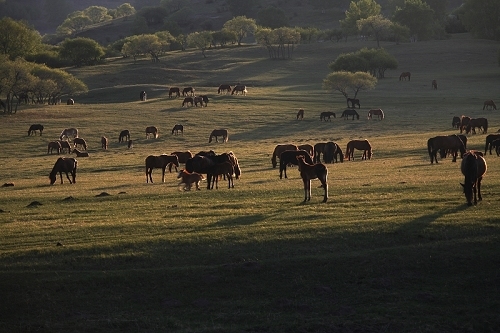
[211,162,235,189]
[320,111,336,121]
[182,87,195,96]
[145,154,180,183]
[171,124,183,135]
[139,91,147,101]
[459,116,471,134]
[432,80,437,89]
[465,118,488,134]
[279,150,314,179]
[182,97,193,107]
[119,130,130,142]
[484,134,500,155]
[49,157,77,185]
[101,136,108,150]
[341,109,360,120]
[399,72,411,81]
[73,137,87,150]
[58,140,71,154]
[47,141,62,154]
[483,100,496,110]
[185,154,217,189]
[296,109,304,120]
[296,155,328,203]
[347,98,360,108]
[209,129,228,143]
[452,116,461,129]
[367,109,384,120]
[272,144,298,168]
[231,85,247,95]
[297,144,314,157]
[146,126,158,139]
[461,151,487,206]
[169,151,193,172]
[427,135,465,164]
[28,124,44,136]
[218,84,231,94]
[345,139,372,161]
[168,87,180,98]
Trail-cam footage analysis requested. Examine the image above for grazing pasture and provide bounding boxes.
[1,35,500,332]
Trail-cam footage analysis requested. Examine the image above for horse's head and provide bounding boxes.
[49,173,57,185]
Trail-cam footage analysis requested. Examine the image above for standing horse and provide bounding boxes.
[171,124,183,135]
[460,116,471,134]
[101,136,108,149]
[28,124,44,136]
[452,116,461,129]
[146,126,158,139]
[272,144,298,168]
[483,100,497,110]
[218,84,231,94]
[320,111,336,121]
[58,140,71,154]
[432,80,438,89]
[145,154,180,183]
[297,144,314,158]
[49,157,77,185]
[59,128,78,141]
[139,91,147,101]
[209,129,228,143]
[182,97,193,107]
[67,98,75,105]
[169,151,193,172]
[461,151,487,206]
[119,130,130,142]
[185,155,216,189]
[341,109,360,120]
[279,150,314,179]
[484,134,500,155]
[211,162,234,189]
[231,85,247,95]
[367,109,384,120]
[168,87,180,98]
[182,87,195,96]
[347,98,360,108]
[399,72,411,81]
[427,135,465,164]
[296,156,328,203]
[47,141,62,154]
[465,118,488,134]
[296,109,304,120]
[345,139,372,161]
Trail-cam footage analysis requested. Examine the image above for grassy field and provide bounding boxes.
[1,34,500,332]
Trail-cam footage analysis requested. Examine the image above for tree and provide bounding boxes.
[211,29,237,48]
[255,27,300,59]
[340,0,381,38]
[223,16,257,46]
[328,53,368,73]
[56,15,93,35]
[390,22,410,44]
[0,18,42,60]
[461,0,500,41]
[296,27,320,44]
[392,0,435,41]
[323,71,377,101]
[84,6,112,24]
[257,6,288,29]
[227,0,260,17]
[31,64,88,104]
[187,31,213,58]
[0,56,36,113]
[137,6,169,27]
[121,34,171,62]
[357,15,392,48]
[116,3,136,18]
[59,38,105,66]
[328,48,397,78]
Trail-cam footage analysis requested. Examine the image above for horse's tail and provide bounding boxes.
[427,138,434,160]
[484,119,488,133]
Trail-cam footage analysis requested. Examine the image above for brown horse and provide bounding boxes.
[145,154,180,183]
[427,135,465,164]
[345,140,372,161]
[101,136,108,149]
[341,109,360,120]
[169,151,193,172]
[119,130,130,142]
[347,98,360,108]
[139,91,147,101]
[432,80,437,89]
[72,149,89,157]
[296,109,304,120]
[484,134,500,155]
[272,144,298,168]
[296,155,328,203]
[320,111,336,121]
[460,116,471,134]
[193,96,203,107]
[218,84,231,94]
[279,150,314,179]
[231,85,247,95]
[58,140,71,154]
[399,72,411,81]
[461,151,487,206]
[209,129,228,143]
[146,126,158,139]
[452,116,461,129]
[171,124,183,135]
[483,100,497,110]
[465,118,488,134]
[48,141,62,154]
[211,161,235,189]
[73,137,87,150]
[49,157,77,185]
[367,109,384,120]
[182,97,193,107]
[298,144,314,157]
[169,87,180,98]
[28,124,44,136]
[314,142,343,163]
[182,87,195,96]
[177,170,205,191]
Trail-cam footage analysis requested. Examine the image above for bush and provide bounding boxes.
[25,50,71,68]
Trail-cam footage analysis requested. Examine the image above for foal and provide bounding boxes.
[296,156,328,203]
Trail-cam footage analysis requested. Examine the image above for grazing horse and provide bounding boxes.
[211,161,235,189]
[182,87,195,96]
[484,134,500,155]
[72,149,89,157]
[460,116,471,134]
[465,118,488,134]
[231,85,247,95]
[145,154,180,183]
[320,111,336,121]
[139,91,147,101]
[345,139,372,161]
[28,124,44,136]
[279,150,314,179]
[296,155,328,203]
[194,96,203,107]
[314,142,343,163]
[58,140,71,154]
[169,151,192,172]
[492,139,500,156]
[49,157,77,185]
[168,87,180,98]
[47,141,62,154]
[427,135,465,164]
[452,116,461,129]
[341,109,360,120]
[177,170,204,191]
[73,137,87,150]
[182,97,193,107]
[483,100,497,110]
[67,98,75,105]
[367,109,384,120]
[399,72,411,81]
[298,144,314,158]
[59,128,78,141]
[296,109,304,120]
[227,151,241,179]
[101,136,108,149]
[218,84,231,94]
[200,95,209,107]
[322,142,339,164]
[461,151,487,206]
[432,80,437,89]
[272,144,299,168]
[119,130,130,142]
[347,98,360,108]
[209,129,228,143]
[146,126,158,139]
[171,124,183,135]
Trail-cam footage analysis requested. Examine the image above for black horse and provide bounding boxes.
[49,157,77,185]
[119,129,130,142]
[279,150,314,179]
[28,124,44,136]
[461,151,487,206]
[341,109,360,120]
[347,98,360,108]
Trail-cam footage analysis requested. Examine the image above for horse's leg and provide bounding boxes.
[206,174,212,189]
[161,167,166,183]
[303,178,311,202]
[321,174,328,203]
[477,177,483,201]
[59,172,64,184]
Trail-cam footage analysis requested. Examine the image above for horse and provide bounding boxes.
[28,124,44,136]
[341,109,360,120]
[58,140,71,154]
[146,126,158,139]
[460,116,471,134]
[211,161,234,189]
[432,80,437,89]
[218,84,231,94]
[483,100,497,110]
[484,134,500,155]
[185,155,217,189]
[145,154,180,183]
[227,151,241,179]
[199,95,209,107]
[182,87,195,96]
[461,151,487,206]
[59,128,78,141]
[139,91,147,101]
[345,139,372,161]
[231,85,247,95]
[101,136,108,150]
[119,130,130,143]
[427,135,465,164]
[169,151,192,172]
[367,109,384,120]
[194,96,204,107]
[67,98,74,105]
[177,170,205,191]
[272,144,298,168]
[209,129,228,143]
[73,137,87,150]
[296,155,328,203]
[320,111,336,121]
[182,97,193,107]
[279,150,314,179]
[347,98,360,109]
[47,141,62,154]
[399,72,411,81]
[297,144,314,157]
[465,118,488,134]
[296,109,304,120]
[452,116,461,129]
[72,149,89,157]
[438,134,468,160]
[169,87,180,98]
[49,157,77,185]
[171,124,183,135]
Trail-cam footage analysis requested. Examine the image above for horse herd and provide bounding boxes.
[308,108,384,122]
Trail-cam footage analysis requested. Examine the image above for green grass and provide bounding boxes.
[1,35,500,332]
